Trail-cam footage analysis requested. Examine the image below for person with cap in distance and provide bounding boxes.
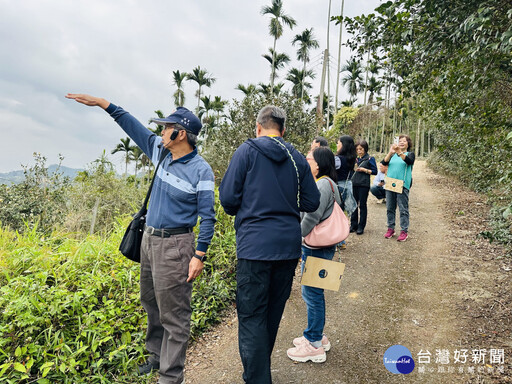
[65,93,216,384]
[219,105,320,384]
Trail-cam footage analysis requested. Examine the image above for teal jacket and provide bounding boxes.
[383,152,415,190]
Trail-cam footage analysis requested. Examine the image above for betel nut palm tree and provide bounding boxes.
[186,66,216,112]
[212,96,227,123]
[341,57,363,103]
[198,95,213,121]
[292,28,319,100]
[261,0,296,95]
[366,60,383,105]
[130,146,146,179]
[172,70,187,108]
[367,76,384,105]
[257,82,285,97]
[262,48,291,81]
[111,137,134,176]
[235,83,257,97]
[286,67,315,103]
[149,110,166,136]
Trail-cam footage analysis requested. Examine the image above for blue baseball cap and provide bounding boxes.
[150,107,202,135]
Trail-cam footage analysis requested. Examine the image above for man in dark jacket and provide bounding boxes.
[219,105,320,384]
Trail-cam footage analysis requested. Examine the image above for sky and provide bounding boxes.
[0,0,381,173]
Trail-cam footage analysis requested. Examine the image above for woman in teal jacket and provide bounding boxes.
[381,135,415,242]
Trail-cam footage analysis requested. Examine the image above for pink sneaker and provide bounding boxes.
[384,228,395,239]
[293,335,331,352]
[287,342,326,363]
[397,231,408,242]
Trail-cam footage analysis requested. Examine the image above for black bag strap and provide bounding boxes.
[142,149,169,210]
[357,158,372,170]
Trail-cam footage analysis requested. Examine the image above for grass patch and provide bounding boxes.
[0,203,237,383]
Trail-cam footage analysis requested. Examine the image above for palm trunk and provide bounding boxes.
[363,48,370,105]
[270,38,277,95]
[416,118,421,156]
[380,106,386,152]
[301,59,307,101]
[392,104,397,145]
[366,106,371,143]
[427,128,431,155]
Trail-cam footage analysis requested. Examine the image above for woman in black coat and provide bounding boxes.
[350,140,377,234]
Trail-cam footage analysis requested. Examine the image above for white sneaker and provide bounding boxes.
[287,342,326,363]
[292,335,331,352]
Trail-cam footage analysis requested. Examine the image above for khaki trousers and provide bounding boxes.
[140,231,195,384]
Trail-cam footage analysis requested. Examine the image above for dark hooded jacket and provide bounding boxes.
[219,136,320,260]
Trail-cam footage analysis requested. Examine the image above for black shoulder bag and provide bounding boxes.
[119,149,169,262]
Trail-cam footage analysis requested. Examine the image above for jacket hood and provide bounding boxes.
[246,136,290,163]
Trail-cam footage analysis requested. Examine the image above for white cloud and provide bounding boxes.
[0,0,382,173]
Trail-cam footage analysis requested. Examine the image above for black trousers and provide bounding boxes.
[351,186,370,231]
[236,258,298,384]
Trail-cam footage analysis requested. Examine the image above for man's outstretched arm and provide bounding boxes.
[66,93,157,159]
[65,94,110,109]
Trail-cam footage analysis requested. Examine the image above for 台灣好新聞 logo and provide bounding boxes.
[383,345,415,374]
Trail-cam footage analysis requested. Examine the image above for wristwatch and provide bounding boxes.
[193,253,207,262]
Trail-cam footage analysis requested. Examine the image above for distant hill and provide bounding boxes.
[0,165,83,185]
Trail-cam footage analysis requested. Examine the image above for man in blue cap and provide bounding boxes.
[66,93,216,384]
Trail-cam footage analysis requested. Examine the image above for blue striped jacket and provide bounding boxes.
[106,104,216,252]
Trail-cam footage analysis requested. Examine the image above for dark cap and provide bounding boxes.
[150,107,202,135]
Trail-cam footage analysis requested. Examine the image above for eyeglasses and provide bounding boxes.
[162,124,176,131]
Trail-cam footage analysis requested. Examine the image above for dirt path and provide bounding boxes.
[184,160,511,384]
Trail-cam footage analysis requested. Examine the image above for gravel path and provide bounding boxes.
[182,160,511,384]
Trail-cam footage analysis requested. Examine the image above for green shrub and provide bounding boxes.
[0,226,147,383]
[0,194,237,383]
[64,154,146,235]
[202,93,317,184]
[0,154,69,234]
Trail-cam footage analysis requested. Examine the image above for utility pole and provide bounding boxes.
[316,49,329,133]
[334,0,345,114]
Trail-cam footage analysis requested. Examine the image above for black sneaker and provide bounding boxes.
[356,228,364,235]
[137,360,159,375]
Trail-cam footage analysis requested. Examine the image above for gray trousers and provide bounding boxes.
[385,188,410,232]
[140,231,195,384]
